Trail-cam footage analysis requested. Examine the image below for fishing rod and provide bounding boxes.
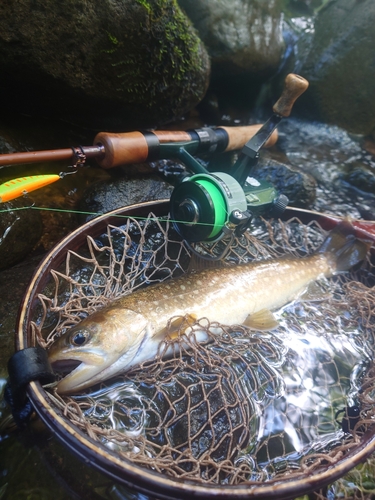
[0,124,277,203]
[0,124,278,170]
[0,73,309,246]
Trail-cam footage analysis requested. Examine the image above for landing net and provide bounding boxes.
[30,214,375,494]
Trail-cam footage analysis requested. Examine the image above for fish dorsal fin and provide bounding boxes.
[243,309,279,331]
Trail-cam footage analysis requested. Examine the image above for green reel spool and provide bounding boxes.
[170,172,247,242]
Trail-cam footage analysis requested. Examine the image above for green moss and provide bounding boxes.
[135,0,152,13]
[107,32,119,45]
[100,32,120,54]
[97,0,208,123]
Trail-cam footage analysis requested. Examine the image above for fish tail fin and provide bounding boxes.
[319,221,371,272]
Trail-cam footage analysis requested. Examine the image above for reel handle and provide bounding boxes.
[272,74,309,117]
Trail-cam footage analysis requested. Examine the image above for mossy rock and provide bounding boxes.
[0,0,210,130]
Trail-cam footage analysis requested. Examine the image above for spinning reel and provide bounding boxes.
[169,74,309,244]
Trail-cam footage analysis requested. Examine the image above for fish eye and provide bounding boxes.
[70,329,90,346]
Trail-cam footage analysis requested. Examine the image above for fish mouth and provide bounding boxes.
[51,359,82,375]
[49,354,110,394]
[48,345,108,393]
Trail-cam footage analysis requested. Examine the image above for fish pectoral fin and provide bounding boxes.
[243,309,279,331]
[156,314,198,341]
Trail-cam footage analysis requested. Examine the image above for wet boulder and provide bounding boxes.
[178,0,285,104]
[79,174,173,222]
[0,255,42,369]
[293,0,375,135]
[343,162,375,194]
[0,199,43,271]
[251,154,317,209]
[0,0,210,130]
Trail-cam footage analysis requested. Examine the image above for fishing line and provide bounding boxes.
[0,204,230,228]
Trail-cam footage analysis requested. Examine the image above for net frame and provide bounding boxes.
[16,200,375,500]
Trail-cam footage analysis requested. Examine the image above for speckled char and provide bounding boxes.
[113,253,333,329]
[49,220,369,394]
[49,253,335,394]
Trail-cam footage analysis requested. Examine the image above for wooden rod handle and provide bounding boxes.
[94,130,192,169]
[217,125,278,152]
[272,73,309,117]
[94,131,149,169]
[0,122,279,169]
[94,125,278,169]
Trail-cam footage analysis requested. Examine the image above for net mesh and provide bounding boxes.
[29,214,375,494]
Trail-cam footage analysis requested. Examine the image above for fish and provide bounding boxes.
[48,222,370,394]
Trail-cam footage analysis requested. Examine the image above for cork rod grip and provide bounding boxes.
[94,130,194,169]
[95,126,277,168]
[218,125,278,152]
[272,74,309,117]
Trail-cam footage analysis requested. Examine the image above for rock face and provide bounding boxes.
[79,174,173,222]
[0,0,210,130]
[251,154,317,208]
[179,0,284,79]
[0,200,43,270]
[294,0,375,135]
[0,256,42,369]
[178,0,285,105]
